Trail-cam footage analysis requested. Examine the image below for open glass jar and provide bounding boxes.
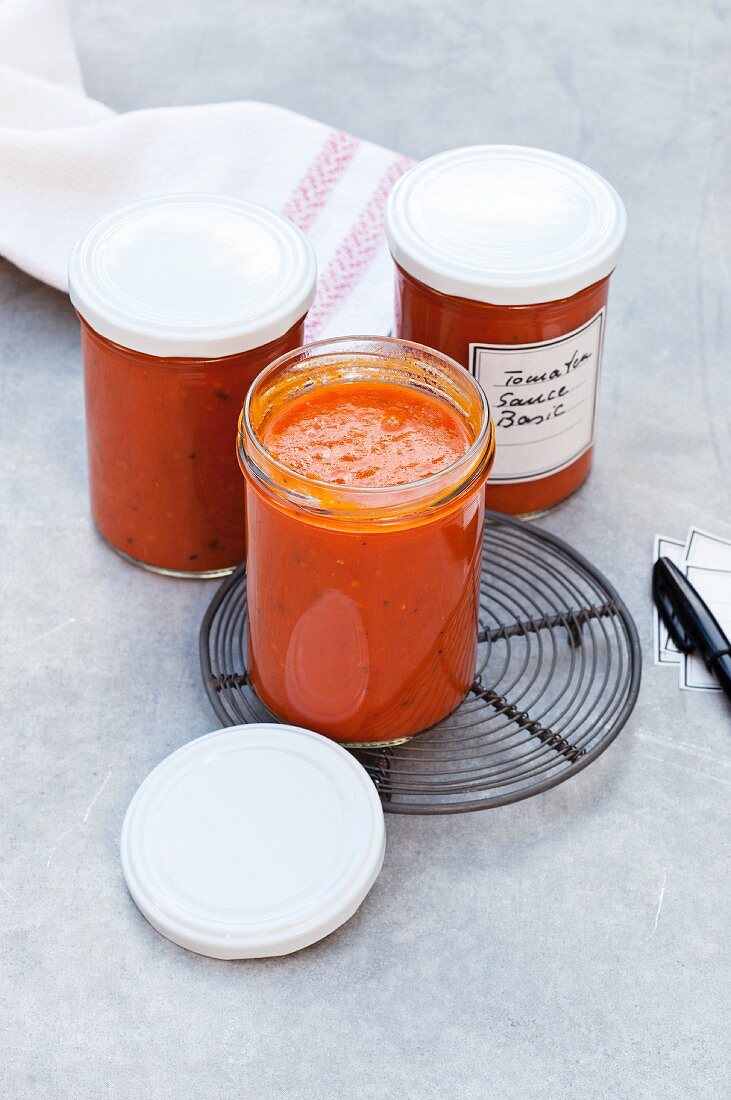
[238,336,495,746]
[69,194,317,576]
[386,146,627,516]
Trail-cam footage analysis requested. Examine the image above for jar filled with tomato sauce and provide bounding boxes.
[69,195,317,576]
[386,146,627,515]
[238,337,495,746]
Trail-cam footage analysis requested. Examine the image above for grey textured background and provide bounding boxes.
[2,1,729,1097]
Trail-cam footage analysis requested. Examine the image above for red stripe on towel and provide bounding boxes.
[282,130,360,232]
[305,155,413,339]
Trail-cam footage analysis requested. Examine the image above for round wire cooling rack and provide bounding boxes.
[199,511,641,815]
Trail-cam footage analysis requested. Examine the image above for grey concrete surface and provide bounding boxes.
[2,1,729,1097]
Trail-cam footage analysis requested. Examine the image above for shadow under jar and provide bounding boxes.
[238,337,495,747]
[69,194,316,577]
[386,146,627,516]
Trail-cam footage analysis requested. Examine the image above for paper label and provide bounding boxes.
[652,525,731,692]
[653,535,685,667]
[470,309,606,483]
[681,566,731,691]
[680,528,731,692]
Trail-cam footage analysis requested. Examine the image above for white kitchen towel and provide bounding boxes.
[0,0,412,338]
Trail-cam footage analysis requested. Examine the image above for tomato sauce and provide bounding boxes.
[81,317,306,576]
[386,145,626,516]
[261,382,472,487]
[394,266,611,514]
[239,338,495,746]
[70,194,317,576]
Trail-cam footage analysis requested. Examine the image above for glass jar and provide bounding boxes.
[386,146,627,516]
[238,336,495,746]
[69,194,317,576]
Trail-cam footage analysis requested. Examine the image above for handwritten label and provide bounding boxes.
[470,309,606,483]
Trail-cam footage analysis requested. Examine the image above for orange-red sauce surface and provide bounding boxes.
[261,382,471,487]
[245,377,488,745]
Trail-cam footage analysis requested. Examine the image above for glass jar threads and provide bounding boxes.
[238,337,495,746]
[69,194,317,576]
[386,146,627,515]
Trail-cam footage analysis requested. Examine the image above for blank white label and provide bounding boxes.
[470,309,606,483]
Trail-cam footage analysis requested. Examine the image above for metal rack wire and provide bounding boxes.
[200,511,641,814]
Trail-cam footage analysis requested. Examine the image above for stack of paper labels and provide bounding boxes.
[654,528,731,691]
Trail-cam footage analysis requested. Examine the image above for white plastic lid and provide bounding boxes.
[121,724,385,959]
[386,145,626,306]
[69,195,317,358]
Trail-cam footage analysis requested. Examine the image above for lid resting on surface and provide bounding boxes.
[69,194,317,358]
[386,145,627,306]
[120,724,385,959]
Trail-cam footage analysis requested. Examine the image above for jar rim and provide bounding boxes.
[239,335,494,522]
